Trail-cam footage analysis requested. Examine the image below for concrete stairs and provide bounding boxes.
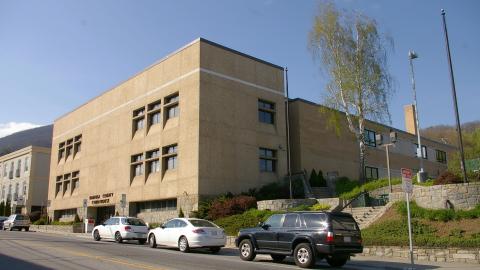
[311,187,331,199]
[342,205,390,229]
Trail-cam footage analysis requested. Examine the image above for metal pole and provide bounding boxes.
[441,9,468,183]
[406,192,414,266]
[409,51,424,180]
[285,67,293,199]
[386,145,392,193]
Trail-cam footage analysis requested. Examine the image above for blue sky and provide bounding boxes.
[0,0,478,136]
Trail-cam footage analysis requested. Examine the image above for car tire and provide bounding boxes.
[239,239,256,261]
[9,226,13,231]
[178,236,190,253]
[149,234,157,248]
[271,254,286,262]
[24,227,29,232]
[138,239,146,245]
[293,243,316,268]
[326,256,348,268]
[115,231,123,243]
[209,247,221,254]
[93,230,101,241]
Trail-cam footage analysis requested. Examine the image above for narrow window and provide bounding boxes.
[74,135,82,157]
[162,144,178,173]
[364,129,377,147]
[436,150,447,164]
[365,166,379,181]
[146,149,160,176]
[130,153,144,182]
[24,157,29,172]
[258,100,275,124]
[259,147,277,172]
[414,143,428,159]
[132,107,146,136]
[72,171,80,193]
[164,93,179,121]
[147,100,162,128]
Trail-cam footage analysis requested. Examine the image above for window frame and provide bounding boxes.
[259,147,277,172]
[364,129,377,147]
[258,99,275,124]
[364,166,379,181]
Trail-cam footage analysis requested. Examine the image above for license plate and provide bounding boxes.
[344,236,351,242]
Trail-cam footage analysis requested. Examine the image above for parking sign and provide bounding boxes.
[401,168,413,194]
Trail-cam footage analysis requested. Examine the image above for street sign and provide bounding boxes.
[83,199,88,208]
[401,168,413,194]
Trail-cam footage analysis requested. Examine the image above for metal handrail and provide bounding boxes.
[336,190,368,212]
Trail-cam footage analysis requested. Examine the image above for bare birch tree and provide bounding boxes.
[308,3,394,183]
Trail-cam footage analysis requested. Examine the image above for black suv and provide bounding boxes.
[235,211,362,268]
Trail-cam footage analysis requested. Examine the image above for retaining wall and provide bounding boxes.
[257,198,342,211]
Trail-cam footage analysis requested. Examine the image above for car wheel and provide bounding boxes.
[209,247,221,254]
[293,243,316,268]
[238,239,256,261]
[138,239,146,245]
[271,254,286,262]
[149,234,157,248]
[24,227,29,232]
[9,226,13,231]
[178,236,190,253]
[115,232,123,243]
[326,256,348,267]
[93,230,101,241]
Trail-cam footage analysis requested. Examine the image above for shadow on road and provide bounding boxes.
[0,253,54,270]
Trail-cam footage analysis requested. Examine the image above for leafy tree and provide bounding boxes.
[309,169,318,187]
[5,199,11,216]
[308,3,394,183]
[0,201,4,216]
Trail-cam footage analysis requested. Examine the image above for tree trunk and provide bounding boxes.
[358,140,366,184]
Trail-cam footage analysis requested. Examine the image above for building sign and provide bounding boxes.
[89,193,114,205]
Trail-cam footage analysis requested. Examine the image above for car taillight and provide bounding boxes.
[124,226,133,232]
[326,232,334,243]
[192,229,206,234]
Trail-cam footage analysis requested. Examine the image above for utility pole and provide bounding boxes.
[441,9,468,183]
[285,67,292,199]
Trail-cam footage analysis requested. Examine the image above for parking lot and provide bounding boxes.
[0,230,477,270]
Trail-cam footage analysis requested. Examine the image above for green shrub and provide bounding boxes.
[288,204,312,211]
[33,218,46,225]
[253,179,305,200]
[434,171,463,185]
[310,203,331,211]
[208,195,257,220]
[214,209,281,236]
[178,208,185,218]
[148,223,161,229]
[335,177,359,196]
[339,178,402,200]
[309,169,327,187]
[51,221,75,225]
[396,202,480,221]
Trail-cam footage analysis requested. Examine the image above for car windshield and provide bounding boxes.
[189,219,216,227]
[15,215,28,220]
[331,215,358,231]
[123,218,146,226]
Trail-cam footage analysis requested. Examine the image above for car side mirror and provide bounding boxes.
[261,224,271,230]
[257,222,264,227]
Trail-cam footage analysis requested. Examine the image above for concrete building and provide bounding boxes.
[48,38,286,223]
[0,146,51,214]
[288,99,454,181]
[47,38,454,224]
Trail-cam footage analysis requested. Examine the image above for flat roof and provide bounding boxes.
[289,98,456,148]
[55,38,283,122]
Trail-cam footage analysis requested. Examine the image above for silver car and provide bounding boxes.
[3,214,31,231]
[0,216,7,230]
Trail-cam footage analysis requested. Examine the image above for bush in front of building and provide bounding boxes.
[33,218,47,225]
[309,169,327,187]
[338,177,402,200]
[250,179,305,201]
[334,177,360,196]
[396,201,480,222]
[214,208,281,236]
[208,195,257,220]
[434,171,463,185]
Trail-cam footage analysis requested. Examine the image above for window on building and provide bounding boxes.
[16,159,21,177]
[65,139,73,159]
[162,144,178,173]
[72,171,80,193]
[56,176,63,197]
[259,147,277,172]
[63,173,71,196]
[7,184,12,200]
[136,199,177,213]
[22,182,27,196]
[1,186,5,200]
[146,149,160,175]
[9,162,14,179]
[24,157,29,172]
[164,93,179,121]
[436,150,447,164]
[364,129,377,147]
[258,100,275,124]
[132,107,146,136]
[58,142,65,162]
[147,100,162,128]
[14,183,19,200]
[74,135,82,156]
[130,153,144,180]
[365,166,379,181]
[3,164,6,178]
[414,144,428,159]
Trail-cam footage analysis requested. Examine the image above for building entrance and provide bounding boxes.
[95,206,116,225]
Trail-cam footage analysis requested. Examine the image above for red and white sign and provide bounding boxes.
[401,168,413,194]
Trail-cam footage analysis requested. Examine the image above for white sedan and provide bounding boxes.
[148,218,226,253]
[92,216,148,244]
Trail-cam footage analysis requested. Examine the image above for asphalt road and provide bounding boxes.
[0,230,477,270]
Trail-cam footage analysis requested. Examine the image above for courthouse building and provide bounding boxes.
[48,38,453,223]
[0,146,51,214]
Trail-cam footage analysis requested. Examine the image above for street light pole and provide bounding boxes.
[441,9,468,183]
[408,50,425,182]
[285,67,293,199]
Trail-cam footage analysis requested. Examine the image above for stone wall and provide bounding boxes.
[360,246,480,264]
[369,184,403,198]
[136,210,178,224]
[257,198,342,211]
[32,225,79,233]
[388,182,480,210]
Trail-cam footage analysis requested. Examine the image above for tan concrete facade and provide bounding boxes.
[289,99,455,181]
[48,38,286,223]
[0,146,51,215]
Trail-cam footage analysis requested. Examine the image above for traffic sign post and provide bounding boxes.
[401,168,415,267]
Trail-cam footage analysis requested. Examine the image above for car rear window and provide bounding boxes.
[123,218,146,226]
[303,213,327,228]
[189,220,216,227]
[15,215,29,220]
[331,215,358,231]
